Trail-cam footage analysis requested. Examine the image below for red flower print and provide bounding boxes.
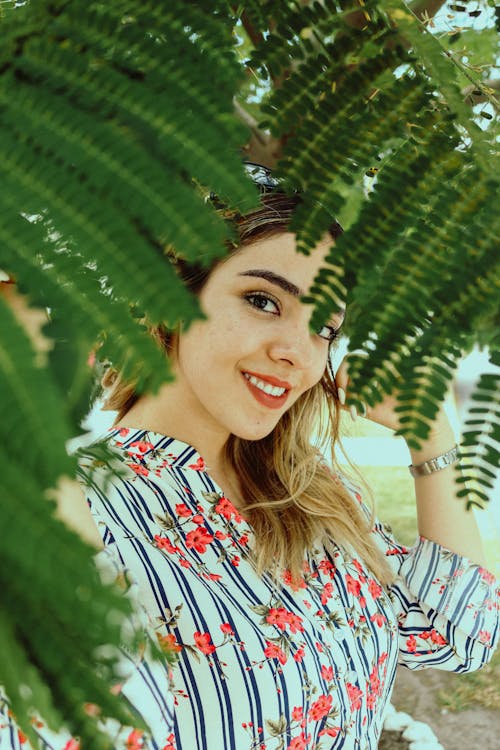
[126,729,144,749]
[188,456,206,471]
[175,503,192,518]
[308,693,332,721]
[368,579,383,599]
[194,631,216,655]
[352,559,365,576]
[128,463,149,477]
[282,568,307,590]
[430,629,447,645]
[179,558,191,568]
[287,733,310,750]
[154,535,180,554]
[206,572,223,582]
[345,574,361,597]
[192,514,205,525]
[118,427,130,437]
[185,527,214,553]
[266,607,289,630]
[129,440,154,454]
[479,630,491,645]
[83,702,100,716]
[315,641,324,653]
[215,530,227,540]
[321,582,334,605]
[62,742,80,750]
[291,706,304,722]
[479,567,495,585]
[220,622,234,635]
[263,640,287,665]
[366,692,378,710]
[239,533,249,546]
[266,607,304,633]
[319,726,340,738]
[386,547,407,556]
[318,559,335,578]
[346,682,363,711]
[162,733,176,750]
[215,495,243,523]
[321,664,334,681]
[231,556,240,567]
[293,646,305,663]
[406,635,417,653]
[287,613,305,634]
[368,666,381,695]
[158,633,182,653]
[370,612,386,628]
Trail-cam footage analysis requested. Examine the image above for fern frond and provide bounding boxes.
[389,1,498,175]
[0,213,174,402]
[285,75,432,254]
[0,450,147,749]
[458,361,500,508]
[0,295,74,487]
[0,609,65,750]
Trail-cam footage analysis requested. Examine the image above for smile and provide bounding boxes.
[243,372,287,396]
[242,372,291,409]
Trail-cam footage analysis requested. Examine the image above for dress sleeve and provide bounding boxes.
[372,518,500,672]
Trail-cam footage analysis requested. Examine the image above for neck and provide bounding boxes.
[115,381,230,476]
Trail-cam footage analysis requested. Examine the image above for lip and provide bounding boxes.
[242,370,292,389]
[241,371,291,410]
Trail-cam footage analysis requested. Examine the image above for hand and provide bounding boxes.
[334,354,453,436]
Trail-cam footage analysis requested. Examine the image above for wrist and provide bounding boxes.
[408,423,457,466]
[409,444,459,478]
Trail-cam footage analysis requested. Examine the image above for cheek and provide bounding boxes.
[310,352,329,387]
[177,320,241,376]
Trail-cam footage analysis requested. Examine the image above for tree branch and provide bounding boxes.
[463,78,500,109]
[233,98,283,167]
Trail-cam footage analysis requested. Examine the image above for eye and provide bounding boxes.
[317,324,339,342]
[244,292,280,315]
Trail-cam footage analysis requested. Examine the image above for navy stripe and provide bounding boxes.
[2,429,498,750]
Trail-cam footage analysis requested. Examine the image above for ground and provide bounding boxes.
[379,666,500,749]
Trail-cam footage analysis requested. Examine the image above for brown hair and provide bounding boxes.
[99,192,394,586]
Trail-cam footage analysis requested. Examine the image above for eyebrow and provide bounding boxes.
[237,268,346,323]
[238,269,303,297]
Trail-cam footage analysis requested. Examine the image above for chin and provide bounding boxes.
[231,422,278,443]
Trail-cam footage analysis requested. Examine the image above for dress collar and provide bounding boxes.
[104,426,207,471]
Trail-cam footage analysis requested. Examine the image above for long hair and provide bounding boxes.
[99,192,395,586]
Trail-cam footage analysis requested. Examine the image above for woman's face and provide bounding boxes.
[171,232,344,444]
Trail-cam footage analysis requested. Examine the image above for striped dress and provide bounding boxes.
[1,426,499,750]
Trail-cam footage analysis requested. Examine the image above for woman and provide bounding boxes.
[1,164,498,750]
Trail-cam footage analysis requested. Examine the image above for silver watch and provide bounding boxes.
[409,445,459,478]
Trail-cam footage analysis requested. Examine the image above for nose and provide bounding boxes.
[267,321,316,370]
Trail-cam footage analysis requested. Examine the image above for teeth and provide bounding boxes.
[244,373,286,397]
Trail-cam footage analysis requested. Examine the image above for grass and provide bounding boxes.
[437,649,500,711]
[359,465,418,546]
[357,465,500,712]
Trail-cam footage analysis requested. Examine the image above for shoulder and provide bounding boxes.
[51,475,104,550]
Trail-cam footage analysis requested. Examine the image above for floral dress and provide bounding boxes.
[1,426,499,750]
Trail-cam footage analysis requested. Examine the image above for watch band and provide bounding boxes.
[409,445,459,478]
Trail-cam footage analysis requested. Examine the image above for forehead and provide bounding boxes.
[218,232,334,292]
